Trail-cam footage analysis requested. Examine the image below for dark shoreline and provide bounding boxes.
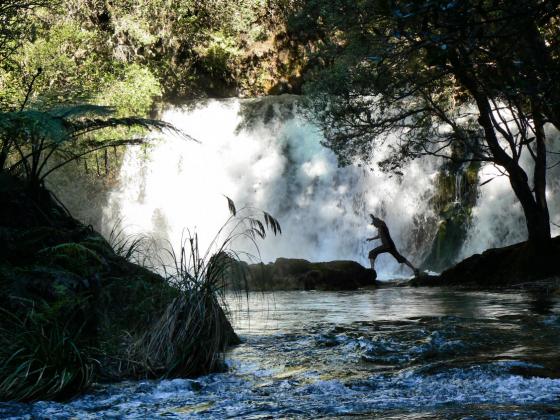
[240,237,560,292]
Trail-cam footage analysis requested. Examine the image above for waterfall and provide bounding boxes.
[103,95,559,278]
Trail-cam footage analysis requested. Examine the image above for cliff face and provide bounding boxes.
[420,150,481,273]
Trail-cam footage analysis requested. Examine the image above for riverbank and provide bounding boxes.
[0,175,238,401]
[411,236,560,289]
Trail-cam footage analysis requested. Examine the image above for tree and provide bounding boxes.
[298,0,560,247]
[0,1,53,63]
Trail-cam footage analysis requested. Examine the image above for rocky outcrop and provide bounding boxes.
[412,236,560,288]
[242,258,377,291]
[0,175,239,401]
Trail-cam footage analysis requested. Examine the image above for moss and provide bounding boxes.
[37,243,108,278]
[421,156,481,272]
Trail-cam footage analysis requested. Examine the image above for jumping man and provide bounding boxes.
[366,214,419,276]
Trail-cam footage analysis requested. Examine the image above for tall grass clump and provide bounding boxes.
[107,218,154,267]
[129,197,281,378]
[0,301,98,401]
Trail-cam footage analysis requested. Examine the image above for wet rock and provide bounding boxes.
[411,237,560,288]
[244,258,377,291]
[315,334,340,347]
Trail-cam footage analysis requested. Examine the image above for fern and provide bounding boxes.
[0,104,188,191]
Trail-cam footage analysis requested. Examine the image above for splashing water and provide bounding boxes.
[103,96,439,278]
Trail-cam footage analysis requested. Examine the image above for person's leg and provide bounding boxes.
[390,249,419,276]
[368,245,388,270]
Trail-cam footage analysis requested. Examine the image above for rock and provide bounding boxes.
[243,258,377,291]
[0,175,240,401]
[411,236,560,288]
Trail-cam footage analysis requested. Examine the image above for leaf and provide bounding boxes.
[250,218,266,239]
[224,195,236,216]
[263,212,281,236]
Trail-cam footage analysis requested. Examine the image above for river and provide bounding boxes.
[3,286,560,419]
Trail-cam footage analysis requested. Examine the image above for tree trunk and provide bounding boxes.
[508,169,551,245]
[530,100,551,245]
[448,50,552,247]
[480,114,551,247]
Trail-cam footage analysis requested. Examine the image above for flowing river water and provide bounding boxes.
[3,286,560,419]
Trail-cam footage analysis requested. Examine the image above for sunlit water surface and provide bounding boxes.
[2,287,560,419]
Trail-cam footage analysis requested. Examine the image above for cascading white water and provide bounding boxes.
[103,96,440,278]
[103,95,560,278]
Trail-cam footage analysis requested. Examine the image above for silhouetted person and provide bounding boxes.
[367,214,419,276]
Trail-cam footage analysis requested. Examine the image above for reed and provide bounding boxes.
[107,218,154,267]
[0,301,98,402]
[129,197,280,377]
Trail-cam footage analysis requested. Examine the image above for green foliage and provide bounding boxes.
[196,32,241,82]
[95,64,161,117]
[0,1,53,64]
[13,22,100,105]
[0,104,177,192]
[1,0,304,108]
[0,19,162,113]
[0,302,97,402]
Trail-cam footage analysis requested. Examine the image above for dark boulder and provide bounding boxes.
[244,257,377,291]
[411,236,560,288]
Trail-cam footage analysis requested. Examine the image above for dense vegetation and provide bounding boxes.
[0,0,285,402]
[0,0,304,114]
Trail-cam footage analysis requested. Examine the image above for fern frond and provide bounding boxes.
[0,104,194,187]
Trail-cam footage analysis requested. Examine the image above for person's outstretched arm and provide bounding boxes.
[366,235,380,241]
